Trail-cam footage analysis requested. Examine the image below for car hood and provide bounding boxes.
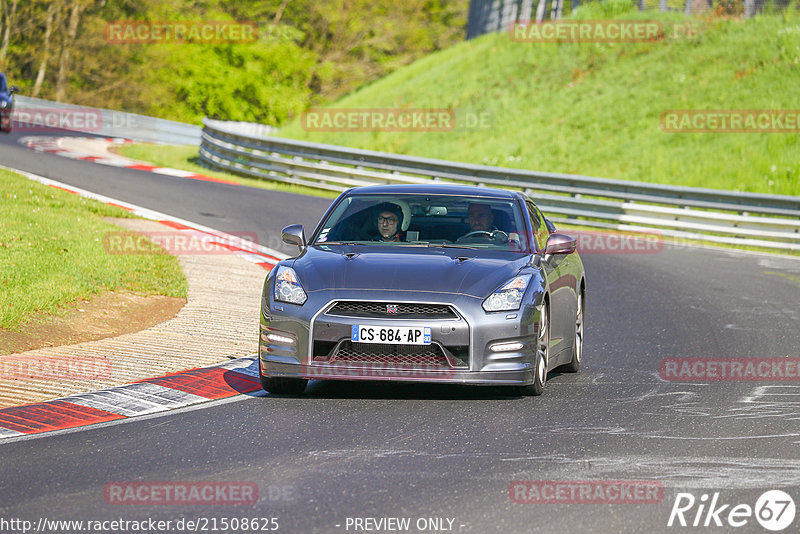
[291,245,531,298]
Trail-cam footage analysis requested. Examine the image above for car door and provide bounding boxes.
[527,201,576,365]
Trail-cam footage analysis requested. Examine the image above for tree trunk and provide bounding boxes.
[535,0,547,22]
[0,0,17,62]
[0,0,6,61]
[659,0,668,11]
[32,1,60,98]
[519,0,534,21]
[273,0,291,24]
[550,0,560,20]
[55,1,84,102]
[744,0,765,16]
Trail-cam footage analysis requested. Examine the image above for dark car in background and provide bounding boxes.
[258,184,586,397]
[0,73,18,133]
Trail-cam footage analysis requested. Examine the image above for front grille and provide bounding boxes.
[323,341,468,368]
[328,301,458,319]
[331,341,450,367]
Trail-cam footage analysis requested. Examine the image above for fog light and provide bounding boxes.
[490,342,524,352]
[267,333,296,345]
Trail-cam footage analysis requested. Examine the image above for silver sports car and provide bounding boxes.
[259,184,585,396]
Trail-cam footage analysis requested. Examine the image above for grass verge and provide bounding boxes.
[277,11,800,197]
[0,168,187,330]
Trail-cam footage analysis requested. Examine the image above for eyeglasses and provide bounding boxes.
[377,216,398,224]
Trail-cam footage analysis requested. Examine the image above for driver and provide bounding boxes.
[467,203,496,232]
[458,203,511,244]
[375,202,404,242]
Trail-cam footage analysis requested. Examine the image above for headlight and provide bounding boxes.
[0,101,7,109]
[482,274,531,312]
[273,266,307,305]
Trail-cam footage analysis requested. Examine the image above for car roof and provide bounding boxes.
[346,183,519,199]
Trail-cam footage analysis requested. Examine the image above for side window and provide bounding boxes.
[526,201,549,251]
[535,206,551,245]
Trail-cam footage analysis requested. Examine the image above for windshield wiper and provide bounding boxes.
[425,242,479,250]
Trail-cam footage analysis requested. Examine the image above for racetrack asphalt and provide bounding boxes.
[0,130,333,256]
[1,131,800,533]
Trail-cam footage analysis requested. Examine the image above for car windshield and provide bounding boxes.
[0,74,6,93]
[313,193,530,252]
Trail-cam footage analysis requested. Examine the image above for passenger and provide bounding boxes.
[375,202,404,242]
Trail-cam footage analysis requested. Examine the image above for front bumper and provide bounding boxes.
[259,288,542,386]
[260,358,536,385]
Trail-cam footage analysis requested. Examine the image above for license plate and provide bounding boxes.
[351,325,431,345]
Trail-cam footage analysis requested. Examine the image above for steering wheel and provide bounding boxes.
[458,231,493,241]
[457,230,509,243]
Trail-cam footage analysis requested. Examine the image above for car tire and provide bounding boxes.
[518,301,549,396]
[561,290,584,373]
[260,375,308,395]
[258,359,308,395]
[1,110,11,133]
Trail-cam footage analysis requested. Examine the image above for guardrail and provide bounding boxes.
[197,118,800,251]
[14,95,201,145]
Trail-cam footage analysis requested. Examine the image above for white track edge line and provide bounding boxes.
[0,163,289,261]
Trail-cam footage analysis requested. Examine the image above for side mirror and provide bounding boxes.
[544,233,576,255]
[9,86,19,94]
[281,224,306,249]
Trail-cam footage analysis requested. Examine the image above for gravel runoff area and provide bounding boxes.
[0,218,268,408]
